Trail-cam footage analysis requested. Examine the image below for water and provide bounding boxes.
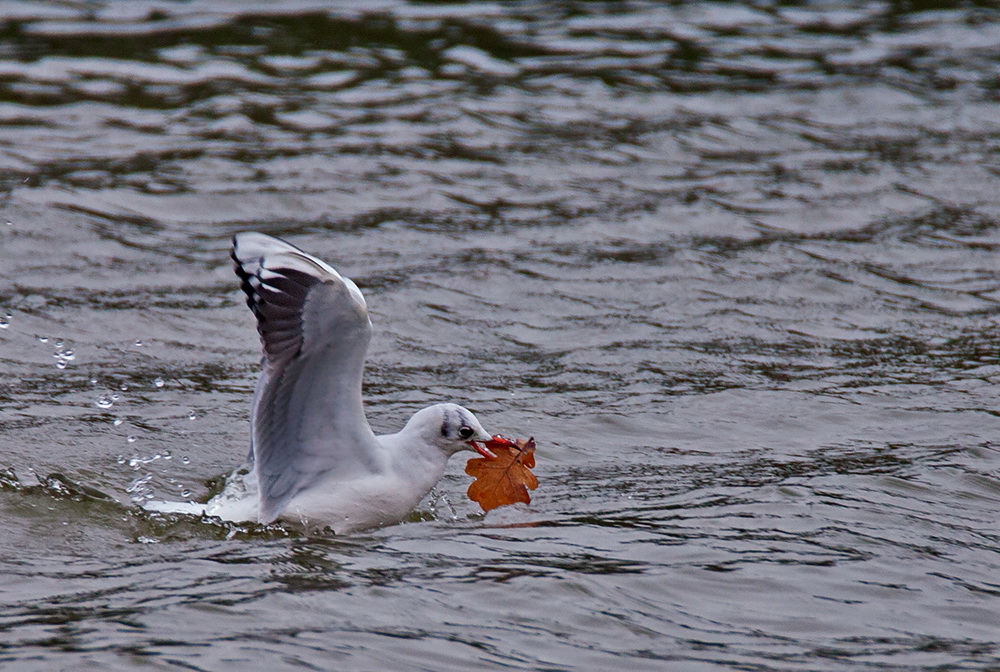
[1,1,999,669]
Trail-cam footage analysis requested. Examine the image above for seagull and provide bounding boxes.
[147,232,497,533]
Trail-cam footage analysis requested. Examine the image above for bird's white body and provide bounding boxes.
[144,234,495,533]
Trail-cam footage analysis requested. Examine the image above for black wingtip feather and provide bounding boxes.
[232,250,324,367]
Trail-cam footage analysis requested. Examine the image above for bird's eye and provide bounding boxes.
[458,426,474,439]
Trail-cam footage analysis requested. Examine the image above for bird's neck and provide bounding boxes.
[379,432,451,492]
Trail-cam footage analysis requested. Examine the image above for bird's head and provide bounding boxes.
[403,403,496,458]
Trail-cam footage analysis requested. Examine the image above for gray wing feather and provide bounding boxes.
[232,233,378,524]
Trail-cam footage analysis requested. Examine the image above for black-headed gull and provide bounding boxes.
[147,232,497,533]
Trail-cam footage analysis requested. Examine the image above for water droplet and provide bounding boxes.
[0,314,8,329]
[162,450,172,460]
[95,394,114,409]
[181,456,190,464]
[187,411,197,420]
[52,345,74,368]
[126,435,137,443]
[5,221,11,227]
[134,340,143,347]
[38,336,49,343]
[112,417,123,427]
[153,377,165,388]
[181,489,191,497]
[111,393,121,401]
[54,339,64,348]
[116,455,125,464]
[89,376,98,385]
[119,383,128,391]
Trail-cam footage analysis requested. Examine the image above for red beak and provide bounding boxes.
[467,441,496,459]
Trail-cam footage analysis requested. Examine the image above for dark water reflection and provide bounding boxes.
[2,1,1000,670]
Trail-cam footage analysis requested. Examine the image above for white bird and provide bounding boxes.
[146,232,497,533]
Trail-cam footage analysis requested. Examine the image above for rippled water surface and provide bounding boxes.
[1,1,1000,670]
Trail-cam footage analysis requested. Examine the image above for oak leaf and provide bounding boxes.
[465,436,538,512]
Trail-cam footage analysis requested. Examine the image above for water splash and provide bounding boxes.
[126,473,156,503]
[0,468,113,501]
[428,487,459,521]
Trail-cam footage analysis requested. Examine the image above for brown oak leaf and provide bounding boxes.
[465,436,538,512]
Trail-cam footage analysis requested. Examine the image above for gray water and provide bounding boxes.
[1,1,1000,670]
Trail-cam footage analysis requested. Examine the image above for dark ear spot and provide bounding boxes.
[440,413,451,438]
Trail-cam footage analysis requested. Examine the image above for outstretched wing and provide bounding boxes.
[232,232,378,523]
